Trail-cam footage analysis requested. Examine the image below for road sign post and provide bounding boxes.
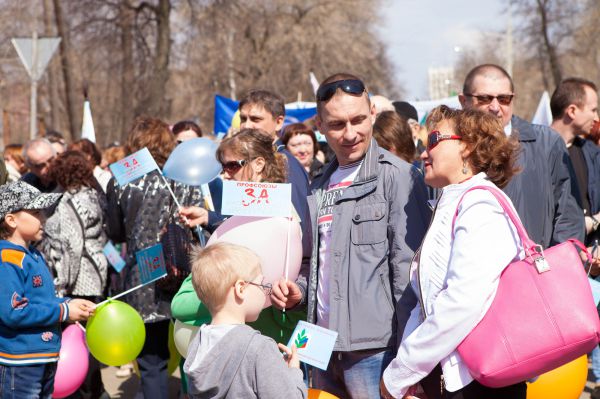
[11,33,61,139]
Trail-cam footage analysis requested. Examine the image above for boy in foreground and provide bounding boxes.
[183,242,307,398]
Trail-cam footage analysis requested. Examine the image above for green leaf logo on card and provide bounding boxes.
[294,329,309,349]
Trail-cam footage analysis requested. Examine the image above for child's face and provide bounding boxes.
[11,210,45,242]
[244,274,269,322]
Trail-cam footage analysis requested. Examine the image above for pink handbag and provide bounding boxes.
[453,185,600,387]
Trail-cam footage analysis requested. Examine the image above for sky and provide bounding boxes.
[378,0,508,100]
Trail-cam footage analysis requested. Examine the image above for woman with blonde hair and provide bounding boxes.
[381,106,526,398]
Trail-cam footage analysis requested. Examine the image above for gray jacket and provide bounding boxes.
[505,116,585,248]
[296,139,431,351]
[184,325,307,399]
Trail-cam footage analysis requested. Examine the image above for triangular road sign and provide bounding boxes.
[11,37,61,81]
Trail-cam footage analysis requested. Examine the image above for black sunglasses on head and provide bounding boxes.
[316,79,366,102]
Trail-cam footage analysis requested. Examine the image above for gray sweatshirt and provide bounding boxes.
[184,324,307,399]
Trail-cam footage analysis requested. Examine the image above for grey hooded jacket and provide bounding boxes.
[184,324,307,399]
[296,139,431,352]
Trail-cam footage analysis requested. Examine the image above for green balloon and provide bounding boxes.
[86,300,146,366]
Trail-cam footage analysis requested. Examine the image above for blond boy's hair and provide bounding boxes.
[190,242,261,313]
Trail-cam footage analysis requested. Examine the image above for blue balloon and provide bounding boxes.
[163,138,221,186]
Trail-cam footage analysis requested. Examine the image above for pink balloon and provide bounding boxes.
[52,324,89,398]
[207,216,303,307]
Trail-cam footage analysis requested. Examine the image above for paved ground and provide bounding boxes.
[101,366,182,398]
[99,362,597,398]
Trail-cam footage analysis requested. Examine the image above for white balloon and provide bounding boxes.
[173,319,200,358]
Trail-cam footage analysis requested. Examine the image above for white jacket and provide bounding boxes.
[383,173,524,396]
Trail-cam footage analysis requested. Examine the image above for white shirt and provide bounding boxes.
[316,160,362,328]
[383,173,524,396]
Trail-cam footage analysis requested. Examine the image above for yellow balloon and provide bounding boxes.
[526,355,588,399]
[86,300,145,366]
[231,110,241,129]
[173,319,200,358]
[308,388,340,399]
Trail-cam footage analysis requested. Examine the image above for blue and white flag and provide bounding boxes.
[109,147,160,186]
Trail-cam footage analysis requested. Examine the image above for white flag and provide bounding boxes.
[309,72,319,95]
[531,91,553,127]
[81,100,96,143]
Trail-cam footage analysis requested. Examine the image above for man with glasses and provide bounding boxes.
[21,138,57,193]
[272,73,431,398]
[459,64,584,248]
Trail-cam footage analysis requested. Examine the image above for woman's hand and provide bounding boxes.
[179,206,208,228]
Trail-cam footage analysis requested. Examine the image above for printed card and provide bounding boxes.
[103,242,126,272]
[221,180,292,218]
[135,243,167,284]
[287,320,338,370]
[109,147,160,186]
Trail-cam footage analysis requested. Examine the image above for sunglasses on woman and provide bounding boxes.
[316,79,366,102]
[464,93,514,106]
[221,159,247,174]
[426,131,462,151]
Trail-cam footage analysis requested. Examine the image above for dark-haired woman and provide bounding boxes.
[381,106,527,399]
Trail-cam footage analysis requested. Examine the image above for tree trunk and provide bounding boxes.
[138,0,171,117]
[536,0,562,87]
[42,0,61,131]
[52,0,77,142]
[119,1,135,141]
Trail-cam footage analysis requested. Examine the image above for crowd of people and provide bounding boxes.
[0,63,599,399]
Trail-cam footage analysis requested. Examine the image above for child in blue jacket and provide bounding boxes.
[0,181,95,398]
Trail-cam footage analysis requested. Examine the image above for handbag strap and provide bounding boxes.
[451,185,592,263]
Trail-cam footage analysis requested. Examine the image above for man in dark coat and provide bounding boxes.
[459,64,585,248]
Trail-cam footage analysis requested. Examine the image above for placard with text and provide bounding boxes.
[135,243,167,284]
[221,181,292,218]
[109,147,160,186]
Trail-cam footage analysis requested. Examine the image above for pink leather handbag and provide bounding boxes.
[453,186,600,387]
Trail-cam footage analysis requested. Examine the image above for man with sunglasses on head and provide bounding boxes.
[271,73,431,398]
[21,138,57,193]
[459,64,584,248]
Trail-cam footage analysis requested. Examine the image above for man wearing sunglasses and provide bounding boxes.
[21,138,57,193]
[459,64,584,248]
[271,73,431,398]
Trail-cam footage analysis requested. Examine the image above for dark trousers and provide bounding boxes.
[135,320,170,399]
[421,365,527,399]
